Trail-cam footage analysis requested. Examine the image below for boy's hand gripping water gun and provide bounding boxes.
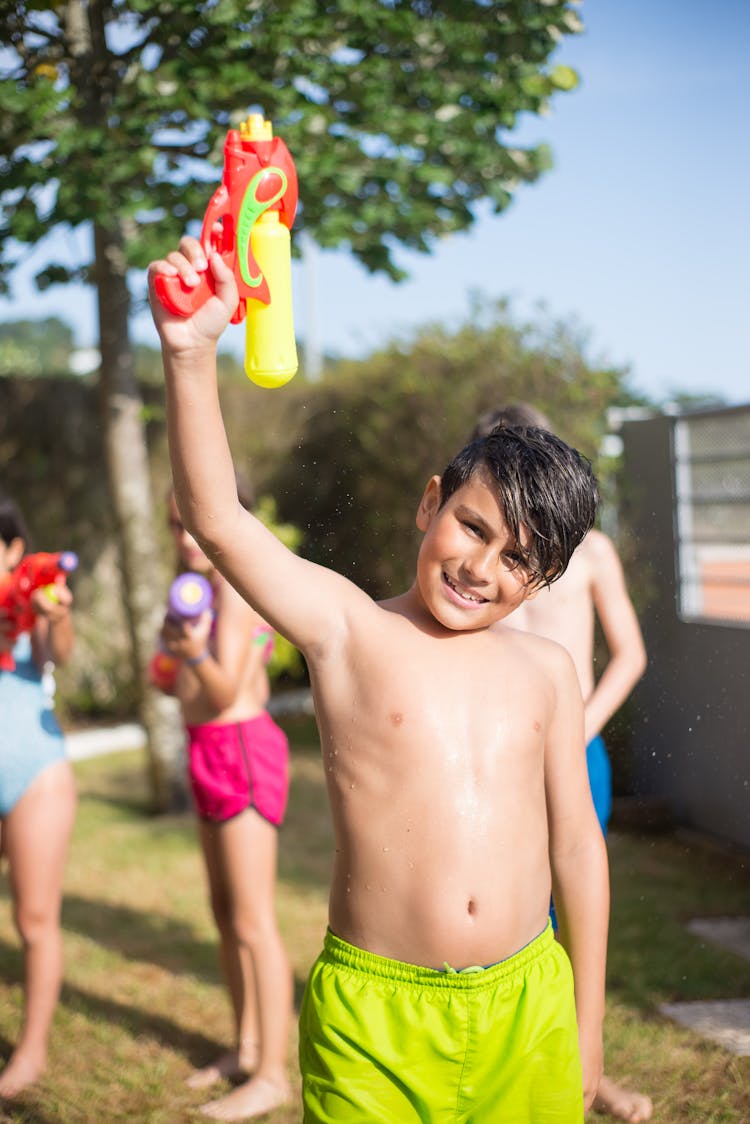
[154,114,298,389]
[0,551,78,672]
[148,572,214,692]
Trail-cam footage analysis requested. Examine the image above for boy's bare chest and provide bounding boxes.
[321,652,547,835]
[330,627,548,756]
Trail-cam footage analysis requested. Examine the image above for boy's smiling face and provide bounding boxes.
[414,471,538,631]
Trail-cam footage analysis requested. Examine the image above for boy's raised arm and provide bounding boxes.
[148,240,364,656]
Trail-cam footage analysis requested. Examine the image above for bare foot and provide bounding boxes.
[199,1074,291,1121]
[186,1043,258,1091]
[0,1047,46,1100]
[593,1074,653,1122]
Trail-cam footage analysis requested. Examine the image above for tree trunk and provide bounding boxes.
[93,220,187,811]
[64,0,186,812]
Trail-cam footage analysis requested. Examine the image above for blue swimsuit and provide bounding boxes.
[0,634,67,817]
[586,733,612,834]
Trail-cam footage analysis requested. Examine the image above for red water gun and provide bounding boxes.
[154,113,299,389]
[0,551,78,672]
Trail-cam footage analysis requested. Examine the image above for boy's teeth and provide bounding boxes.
[447,574,482,602]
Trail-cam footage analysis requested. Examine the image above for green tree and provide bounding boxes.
[267,300,641,599]
[0,0,582,809]
[0,317,75,376]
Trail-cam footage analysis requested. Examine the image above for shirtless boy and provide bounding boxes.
[475,404,652,1123]
[149,240,609,1122]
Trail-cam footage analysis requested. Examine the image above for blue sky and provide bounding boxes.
[3,0,749,404]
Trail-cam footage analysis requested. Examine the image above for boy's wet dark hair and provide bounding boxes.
[472,402,551,440]
[439,427,598,588]
[0,492,32,550]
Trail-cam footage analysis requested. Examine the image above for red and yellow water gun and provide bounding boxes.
[154,114,298,389]
[0,551,78,671]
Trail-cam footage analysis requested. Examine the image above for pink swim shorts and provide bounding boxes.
[187,712,290,826]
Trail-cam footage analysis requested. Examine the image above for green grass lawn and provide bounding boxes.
[1,715,749,1122]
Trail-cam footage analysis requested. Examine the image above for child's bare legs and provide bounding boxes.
[593,1075,653,1121]
[187,820,259,1090]
[0,761,76,1099]
[196,811,292,1120]
[186,945,259,1088]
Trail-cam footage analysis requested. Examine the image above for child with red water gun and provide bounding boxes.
[0,491,76,1100]
[0,548,78,671]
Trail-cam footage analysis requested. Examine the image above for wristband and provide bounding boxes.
[186,650,210,667]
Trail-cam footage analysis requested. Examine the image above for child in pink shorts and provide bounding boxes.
[153,483,293,1121]
[188,684,289,826]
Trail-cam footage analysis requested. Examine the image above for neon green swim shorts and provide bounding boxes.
[299,921,583,1122]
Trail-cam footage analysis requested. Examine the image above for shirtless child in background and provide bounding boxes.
[149,239,609,1121]
[475,404,652,1124]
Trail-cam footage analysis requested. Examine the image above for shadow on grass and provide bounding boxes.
[0,1033,59,1124]
[0,1097,60,1124]
[59,977,222,1069]
[3,892,314,1028]
[57,895,220,983]
[1,944,308,1078]
[54,855,329,987]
